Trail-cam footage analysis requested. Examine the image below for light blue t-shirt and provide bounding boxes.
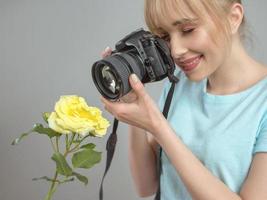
[158,69,267,200]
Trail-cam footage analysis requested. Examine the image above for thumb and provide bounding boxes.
[129,74,147,98]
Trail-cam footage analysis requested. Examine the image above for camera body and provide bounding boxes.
[91,28,175,100]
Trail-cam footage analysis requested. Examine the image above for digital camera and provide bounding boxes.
[91,28,175,101]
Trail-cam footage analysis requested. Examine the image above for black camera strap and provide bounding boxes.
[99,74,178,200]
[154,75,178,200]
[99,118,118,200]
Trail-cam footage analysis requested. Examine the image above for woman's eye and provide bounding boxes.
[182,28,195,34]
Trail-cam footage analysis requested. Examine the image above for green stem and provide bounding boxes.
[44,171,58,200]
[56,137,59,152]
[63,133,77,157]
[45,137,60,200]
[68,143,80,154]
[50,139,56,153]
[65,134,69,150]
[69,133,76,147]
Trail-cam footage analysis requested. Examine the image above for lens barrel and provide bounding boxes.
[92,51,144,101]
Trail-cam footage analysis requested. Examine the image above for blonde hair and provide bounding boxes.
[144,0,246,46]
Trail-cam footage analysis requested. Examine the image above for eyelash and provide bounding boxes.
[160,28,195,41]
[183,28,195,34]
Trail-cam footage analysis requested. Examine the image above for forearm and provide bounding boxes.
[151,117,242,200]
[128,125,158,197]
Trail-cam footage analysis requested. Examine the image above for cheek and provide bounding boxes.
[192,30,224,67]
[191,30,214,53]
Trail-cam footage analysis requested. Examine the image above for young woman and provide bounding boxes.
[101,0,267,199]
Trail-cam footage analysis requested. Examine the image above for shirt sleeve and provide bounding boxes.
[253,113,267,154]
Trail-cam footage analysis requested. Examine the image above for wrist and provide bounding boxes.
[149,113,169,138]
[150,114,180,148]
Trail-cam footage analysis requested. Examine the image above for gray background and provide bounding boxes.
[0,0,266,200]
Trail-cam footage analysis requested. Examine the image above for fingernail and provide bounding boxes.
[131,74,139,83]
[105,46,110,52]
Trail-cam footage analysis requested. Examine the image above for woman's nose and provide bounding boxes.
[170,37,188,59]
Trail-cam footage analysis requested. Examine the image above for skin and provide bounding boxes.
[100,3,267,200]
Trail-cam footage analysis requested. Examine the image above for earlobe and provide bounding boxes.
[229,3,244,34]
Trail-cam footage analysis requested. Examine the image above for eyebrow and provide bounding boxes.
[172,18,198,26]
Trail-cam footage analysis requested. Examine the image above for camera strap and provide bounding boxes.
[99,118,118,200]
[154,77,178,200]
[99,75,178,200]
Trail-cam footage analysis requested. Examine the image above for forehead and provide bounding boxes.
[152,0,204,31]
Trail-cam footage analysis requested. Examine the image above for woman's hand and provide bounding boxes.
[100,73,165,135]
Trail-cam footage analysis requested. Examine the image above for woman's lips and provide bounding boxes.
[178,55,203,72]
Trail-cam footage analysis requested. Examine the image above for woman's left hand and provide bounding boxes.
[100,74,165,134]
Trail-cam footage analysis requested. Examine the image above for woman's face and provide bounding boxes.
[157,7,229,82]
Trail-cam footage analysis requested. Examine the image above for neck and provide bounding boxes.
[207,37,266,95]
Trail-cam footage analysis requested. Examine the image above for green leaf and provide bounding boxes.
[51,152,73,176]
[72,149,101,169]
[60,177,75,184]
[72,172,88,185]
[11,132,31,145]
[80,143,96,149]
[32,176,54,182]
[33,123,61,138]
[42,112,51,123]
[11,123,61,145]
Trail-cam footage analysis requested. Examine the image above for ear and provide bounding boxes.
[228,3,244,34]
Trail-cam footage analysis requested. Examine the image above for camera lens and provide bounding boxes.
[101,66,119,94]
[92,51,144,101]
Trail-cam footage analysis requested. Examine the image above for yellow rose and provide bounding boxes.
[48,95,110,137]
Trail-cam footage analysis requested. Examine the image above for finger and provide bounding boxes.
[101,46,112,57]
[129,74,147,99]
[100,96,131,121]
[100,96,113,107]
[120,91,137,103]
[100,97,114,115]
[100,96,121,114]
[100,46,112,58]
